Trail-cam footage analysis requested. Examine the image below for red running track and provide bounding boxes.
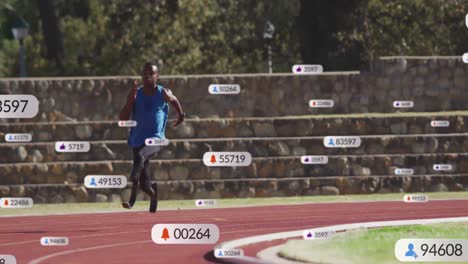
[0,200,467,264]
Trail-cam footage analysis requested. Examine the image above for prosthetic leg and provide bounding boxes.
[122,158,139,209]
[122,145,161,213]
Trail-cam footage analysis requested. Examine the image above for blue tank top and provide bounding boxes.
[128,85,169,147]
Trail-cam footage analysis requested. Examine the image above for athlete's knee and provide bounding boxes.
[130,170,139,184]
[131,178,138,186]
[137,158,149,172]
[141,184,155,196]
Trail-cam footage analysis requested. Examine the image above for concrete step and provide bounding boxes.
[1,133,468,163]
[1,153,467,185]
[1,114,466,141]
[1,174,467,203]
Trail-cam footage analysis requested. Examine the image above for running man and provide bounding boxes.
[119,62,185,213]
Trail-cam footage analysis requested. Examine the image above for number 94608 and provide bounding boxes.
[421,243,463,257]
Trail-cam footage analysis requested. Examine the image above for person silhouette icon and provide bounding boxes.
[218,250,223,257]
[405,243,418,259]
[328,138,335,146]
[212,86,218,93]
[90,178,97,186]
[44,238,49,244]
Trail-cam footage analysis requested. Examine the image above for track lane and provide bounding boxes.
[0,200,466,264]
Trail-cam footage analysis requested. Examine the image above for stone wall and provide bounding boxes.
[0,57,467,203]
[0,57,467,122]
[0,115,466,141]
[0,175,466,203]
[1,154,468,185]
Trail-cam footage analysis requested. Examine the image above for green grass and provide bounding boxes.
[279,223,468,264]
[1,192,467,217]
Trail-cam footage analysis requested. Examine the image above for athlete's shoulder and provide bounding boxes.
[162,87,177,102]
[155,84,165,92]
[135,86,143,96]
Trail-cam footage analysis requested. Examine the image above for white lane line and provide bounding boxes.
[257,245,303,264]
[0,230,140,247]
[25,227,303,264]
[1,201,466,244]
[1,200,466,237]
[216,216,468,264]
[2,198,467,218]
[27,240,152,264]
[0,217,313,247]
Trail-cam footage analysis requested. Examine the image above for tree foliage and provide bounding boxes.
[335,0,468,69]
[0,0,300,76]
[0,0,466,77]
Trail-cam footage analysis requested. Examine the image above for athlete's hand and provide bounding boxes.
[173,113,185,127]
[127,80,138,104]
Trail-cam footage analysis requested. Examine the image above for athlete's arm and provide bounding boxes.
[163,88,185,127]
[119,80,138,120]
